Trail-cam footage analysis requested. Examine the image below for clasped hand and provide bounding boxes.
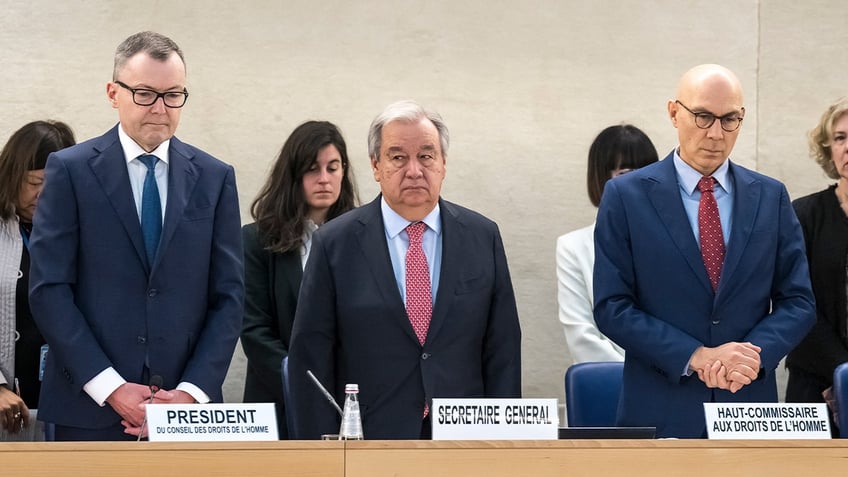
[0,386,29,433]
[105,382,196,438]
[691,342,762,393]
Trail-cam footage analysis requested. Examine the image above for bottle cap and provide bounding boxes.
[345,383,359,393]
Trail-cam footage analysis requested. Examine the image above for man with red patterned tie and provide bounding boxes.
[593,64,815,438]
[288,100,522,439]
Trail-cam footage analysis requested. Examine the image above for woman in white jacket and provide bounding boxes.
[556,124,657,363]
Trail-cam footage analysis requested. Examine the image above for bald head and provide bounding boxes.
[676,64,744,106]
[668,64,746,176]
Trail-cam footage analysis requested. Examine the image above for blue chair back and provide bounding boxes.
[564,361,624,427]
[281,355,298,438]
[833,362,848,434]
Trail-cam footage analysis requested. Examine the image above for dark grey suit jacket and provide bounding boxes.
[288,196,522,439]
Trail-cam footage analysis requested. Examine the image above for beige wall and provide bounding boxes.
[2,1,843,419]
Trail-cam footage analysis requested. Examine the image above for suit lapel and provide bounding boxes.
[153,137,199,273]
[426,199,459,345]
[88,127,149,273]
[647,156,713,294]
[355,198,419,344]
[715,163,761,300]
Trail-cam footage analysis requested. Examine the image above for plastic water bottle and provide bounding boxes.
[339,383,364,439]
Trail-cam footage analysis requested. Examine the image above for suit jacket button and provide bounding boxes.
[712,320,720,325]
[147,289,157,298]
[421,353,430,360]
[137,336,147,344]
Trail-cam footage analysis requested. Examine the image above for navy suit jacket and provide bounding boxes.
[593,154,815,438]
[288,196,522,439]
[29,125,244,429]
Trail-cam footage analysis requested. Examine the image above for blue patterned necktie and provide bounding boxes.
[138,154,162,266]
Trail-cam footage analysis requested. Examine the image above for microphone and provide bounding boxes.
[306,369,343,417]
[149,375,163,395]
[137,374,164,441]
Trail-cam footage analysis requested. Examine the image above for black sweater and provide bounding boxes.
[786,185,848,383]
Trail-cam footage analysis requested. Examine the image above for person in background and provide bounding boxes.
[593,64,815,438]
[28,31,244,441]
[786,97,848,434]
[241,120,358,438]
[288,100,522,439]
[0,120,75,435]
[556,124,658,363]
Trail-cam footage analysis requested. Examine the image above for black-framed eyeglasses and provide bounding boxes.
[675,100,744,132]
[114,80,189,108]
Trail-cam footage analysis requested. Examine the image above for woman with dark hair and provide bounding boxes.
[786,98,848,434]
[0,120,75,435]
[241,121,358,438]
[556,124,658,363]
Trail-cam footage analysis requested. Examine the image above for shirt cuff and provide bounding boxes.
[684,356,696,377]
[84,368,126,406]
[176,382,210,403]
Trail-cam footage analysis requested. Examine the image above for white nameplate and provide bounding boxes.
[432,398,558,440]
[146,403,278,441]
[704,402,830,439]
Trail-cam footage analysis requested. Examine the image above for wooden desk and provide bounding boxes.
[4,439,848,476]
[345,439,848,477]
[1,440,344,477]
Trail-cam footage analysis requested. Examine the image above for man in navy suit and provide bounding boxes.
[593,64,815,438]
[288,100,522,439]
[29,31,243,440]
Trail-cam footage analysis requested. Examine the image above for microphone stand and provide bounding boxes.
[137,375,163,441]
[307,370,344,417]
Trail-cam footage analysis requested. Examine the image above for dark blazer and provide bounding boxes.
[29,125,244,431]
[786,186,848,388]
[593,154,815,438]
[288,196,522,439]
[240,222,302,439]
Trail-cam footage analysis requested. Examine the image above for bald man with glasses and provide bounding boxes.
[592,64,815,438]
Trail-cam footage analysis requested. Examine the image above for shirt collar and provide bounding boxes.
[380,197,442,238]
[672,148,732,195]
[118,124,170,165]
[303,218,319,238]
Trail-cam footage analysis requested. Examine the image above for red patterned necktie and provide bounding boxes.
[698,176,725,291]
[405,222,432,345]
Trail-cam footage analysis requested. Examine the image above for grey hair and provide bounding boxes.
[113,31,185,81]
[367,100,449,160]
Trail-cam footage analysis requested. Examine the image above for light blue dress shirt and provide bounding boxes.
[673,151,733,246]
[381,198,442,305]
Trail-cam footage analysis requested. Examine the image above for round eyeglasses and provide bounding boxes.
[675,100,744,132]
[115,80,189,108]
